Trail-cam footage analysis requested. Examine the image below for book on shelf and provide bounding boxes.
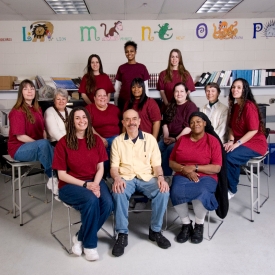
[207,71,217,84]
[213,71,221,83]
[52,78,78,89]
[220,70,231,86]
[195,72,211,87]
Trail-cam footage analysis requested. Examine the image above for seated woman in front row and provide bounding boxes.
[52,107,113,261]
[8,79,56,188]
[158,82,197,176]
[169,112,222,244]
[44,88,72,146]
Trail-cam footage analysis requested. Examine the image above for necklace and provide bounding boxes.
[53,105,68,124]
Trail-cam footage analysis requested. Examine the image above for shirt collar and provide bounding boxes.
[124,129,144,140]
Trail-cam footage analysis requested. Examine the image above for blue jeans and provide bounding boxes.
[14,139,54,178]
[104,135,118,178]
[112,177,169,234]
[59,180,113,249]
[158,138,175,176]
[226,145,261,194]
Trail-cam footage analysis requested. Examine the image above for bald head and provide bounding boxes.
[122,109,141,136]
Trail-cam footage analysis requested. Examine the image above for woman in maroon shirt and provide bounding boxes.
[8,79,56,190]
[158,82,197,176]
[224,78,267,199]
[52,107,113,261]
[86,88,121,177]
[78,54,114,104]
[123,78,161,139]
[157,49,195,112]
[169,112,222,244]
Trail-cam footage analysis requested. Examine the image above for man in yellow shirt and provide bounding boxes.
[110,109,170,257]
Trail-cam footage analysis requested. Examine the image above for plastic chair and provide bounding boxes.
[0,155,48,225]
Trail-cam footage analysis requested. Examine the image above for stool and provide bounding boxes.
[1,155,47,226]
[242,152,269,222]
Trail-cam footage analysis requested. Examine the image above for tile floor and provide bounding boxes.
[0,166,274,275]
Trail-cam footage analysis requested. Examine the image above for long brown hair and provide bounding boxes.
[84,54,104,94]
[66,107,95,150]
[165,82,190,123]
[164,49,189,83]
[13,79,40,124]
[228,78,265,134]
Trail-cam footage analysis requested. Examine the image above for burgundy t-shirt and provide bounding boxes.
[86,103,121,138]
[229,101,267,156]
[52,135,108,189]
[157,70,195,103]
[163,100,198,137]
[115,63,150,103]
[123,98,161,135]
[8,107,44,158]
[170,133,222,182]
[78,73,114,103]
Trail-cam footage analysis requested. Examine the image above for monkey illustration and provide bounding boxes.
[100,21,123,41]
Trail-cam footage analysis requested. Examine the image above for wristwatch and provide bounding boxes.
[83,181,88,188]
[237,140,242,145]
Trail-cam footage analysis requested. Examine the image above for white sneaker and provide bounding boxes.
[72,235,82,256]
[228,191,235,200]
[47,177,59,195]
[84,248,99,261]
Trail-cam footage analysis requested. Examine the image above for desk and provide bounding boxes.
[2,155,45,226]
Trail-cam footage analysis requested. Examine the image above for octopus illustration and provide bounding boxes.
[213,21,238,40]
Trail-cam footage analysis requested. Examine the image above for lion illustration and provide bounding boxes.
[30,21,54,42]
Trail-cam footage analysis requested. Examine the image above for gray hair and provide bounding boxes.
[53,88,69,100]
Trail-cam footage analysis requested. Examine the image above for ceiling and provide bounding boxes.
[0,0,275,21]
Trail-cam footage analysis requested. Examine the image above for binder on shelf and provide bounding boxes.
[195,73,206,87]
[207,71,217,84]
[217,70,225,86]
[52,79,78,90]
[213,71,221,83]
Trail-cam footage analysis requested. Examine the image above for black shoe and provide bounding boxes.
[191,223,204,244]
[149,227,171,249]
[112,233,128,257]
[177,221,194,243]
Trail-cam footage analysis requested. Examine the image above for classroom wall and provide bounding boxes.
[0,18,275,80]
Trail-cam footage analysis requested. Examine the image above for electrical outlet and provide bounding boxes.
[269,98,275,104]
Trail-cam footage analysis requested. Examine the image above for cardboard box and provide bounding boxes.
[0,76,18,90]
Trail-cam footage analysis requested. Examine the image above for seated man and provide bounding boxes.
[111,109,171,257]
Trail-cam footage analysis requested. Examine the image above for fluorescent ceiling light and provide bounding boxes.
[44,0,90,14]
[196,0,243,13]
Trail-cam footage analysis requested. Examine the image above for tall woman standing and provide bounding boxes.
[114,41,150,110]
[79,54,114,105]
[157,49,195,112]
[224,78,267,199]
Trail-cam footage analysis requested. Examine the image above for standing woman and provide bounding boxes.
[201,82,228,143]
[123,78,161,139]
[44,88,72,146]
[79,54,114,105]
[8,79,56,185]
[224,78,267,199]
[157,49,195,112]
[159,82,198,176]
[52,107,113,261]
[114,41,150,110]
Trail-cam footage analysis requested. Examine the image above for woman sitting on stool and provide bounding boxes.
[52,107,113,261]
[169,112,223,244]
[224,78,267,199]
[8,79,56,190]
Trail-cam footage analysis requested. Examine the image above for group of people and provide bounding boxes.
[7,40,267,262]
